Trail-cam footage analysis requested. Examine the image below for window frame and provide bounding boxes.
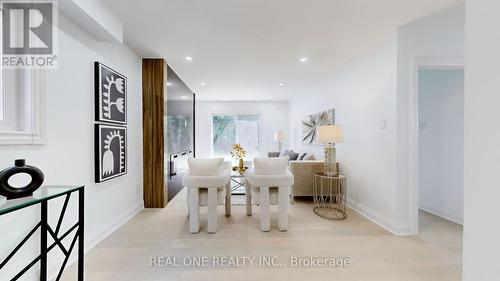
[0,69,46,145]
[210,113,262,159]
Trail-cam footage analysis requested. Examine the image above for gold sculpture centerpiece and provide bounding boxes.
[231,143,247,173]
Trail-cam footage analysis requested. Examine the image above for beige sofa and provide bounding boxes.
[289,160,340,201]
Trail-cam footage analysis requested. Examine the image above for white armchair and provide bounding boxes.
[183,158,231,234]
[246,157,294,232]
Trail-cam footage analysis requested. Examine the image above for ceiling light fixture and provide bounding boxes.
[278,83,285,87]
[166,82,172,86]
[299,57,308,62]
[181,96,188,99]
[185,56,193,61]
[201,82,207,86]
[268,96,273,99]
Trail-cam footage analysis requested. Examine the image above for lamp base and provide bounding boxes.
[324,144,338,177]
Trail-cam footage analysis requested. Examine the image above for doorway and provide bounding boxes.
[411,60,464,234]
[418,68,464,225]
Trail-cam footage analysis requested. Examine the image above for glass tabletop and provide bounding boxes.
[231,167,253,177]
[0,185,84,215]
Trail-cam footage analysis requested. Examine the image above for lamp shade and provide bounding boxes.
[317,125,344,144]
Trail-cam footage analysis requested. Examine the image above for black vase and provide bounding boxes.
[0,159,44,200]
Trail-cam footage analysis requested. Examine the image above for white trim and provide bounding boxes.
[408,57,464,235]
[347,199,411,236]
[419,204,463,225]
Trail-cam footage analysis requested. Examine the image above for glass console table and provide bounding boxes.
[0,185,85,281]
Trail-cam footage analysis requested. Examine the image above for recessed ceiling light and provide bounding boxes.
[268,96,273,99]
[278,83,285,87]
[185,56,193,61]
[181,96,188,99]
[166,82,172,86]
[201,82,207,86]
[299,57,308,62]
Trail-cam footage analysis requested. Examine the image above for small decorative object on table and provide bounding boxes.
[313,172,346,220]
[0,159,44,200]
[231,143,247,173]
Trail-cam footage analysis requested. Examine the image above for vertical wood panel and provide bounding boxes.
[142,59,166,208]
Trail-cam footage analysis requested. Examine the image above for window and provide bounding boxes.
[0,69,45,144]
[212,114,260,159]
[0,11,45,144]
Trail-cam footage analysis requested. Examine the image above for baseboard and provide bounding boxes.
[419,203,463,225]
[347,199,411,236]
[48,201,144,280]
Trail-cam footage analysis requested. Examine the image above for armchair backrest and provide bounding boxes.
[187,158,224,176]
[253,157,289,175]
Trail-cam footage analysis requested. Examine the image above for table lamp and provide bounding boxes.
[317,125,344,176]
[274,130,285,152]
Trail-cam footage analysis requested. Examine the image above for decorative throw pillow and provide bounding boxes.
[279,150,294,158]
[279,150,299,161]
[298,153,307,160]
[268,152,280,158]
[188,158,224,176]
[288,152,299,161]
[253,157,289,175]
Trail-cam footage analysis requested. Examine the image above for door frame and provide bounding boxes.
[408,57,464,234]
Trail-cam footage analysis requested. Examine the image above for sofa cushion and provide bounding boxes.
[187,158,224,176]
[279,150,293,157]
[279,150,299,161]
[288,152,299,160]
[253,157,289,175]
[268,152,280,158]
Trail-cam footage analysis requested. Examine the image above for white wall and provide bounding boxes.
[289,40,400,233]
[287,4,465,235]
[464,0,500,280]
[0,14,143,280]
[396,4,464,233]
[418,69,464,224]
[195,101,289,159]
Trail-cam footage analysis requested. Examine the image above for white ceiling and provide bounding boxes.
[103,0,462,101]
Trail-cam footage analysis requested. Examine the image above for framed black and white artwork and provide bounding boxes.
[95,124,127,183]
[302,108,335,144]
[95,62,127,124]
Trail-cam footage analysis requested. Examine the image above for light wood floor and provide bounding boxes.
[62,189,462,281]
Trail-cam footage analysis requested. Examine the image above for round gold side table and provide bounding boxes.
[312,172,347,220]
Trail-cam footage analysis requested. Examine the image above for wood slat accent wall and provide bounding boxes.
[142,58,166,208]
